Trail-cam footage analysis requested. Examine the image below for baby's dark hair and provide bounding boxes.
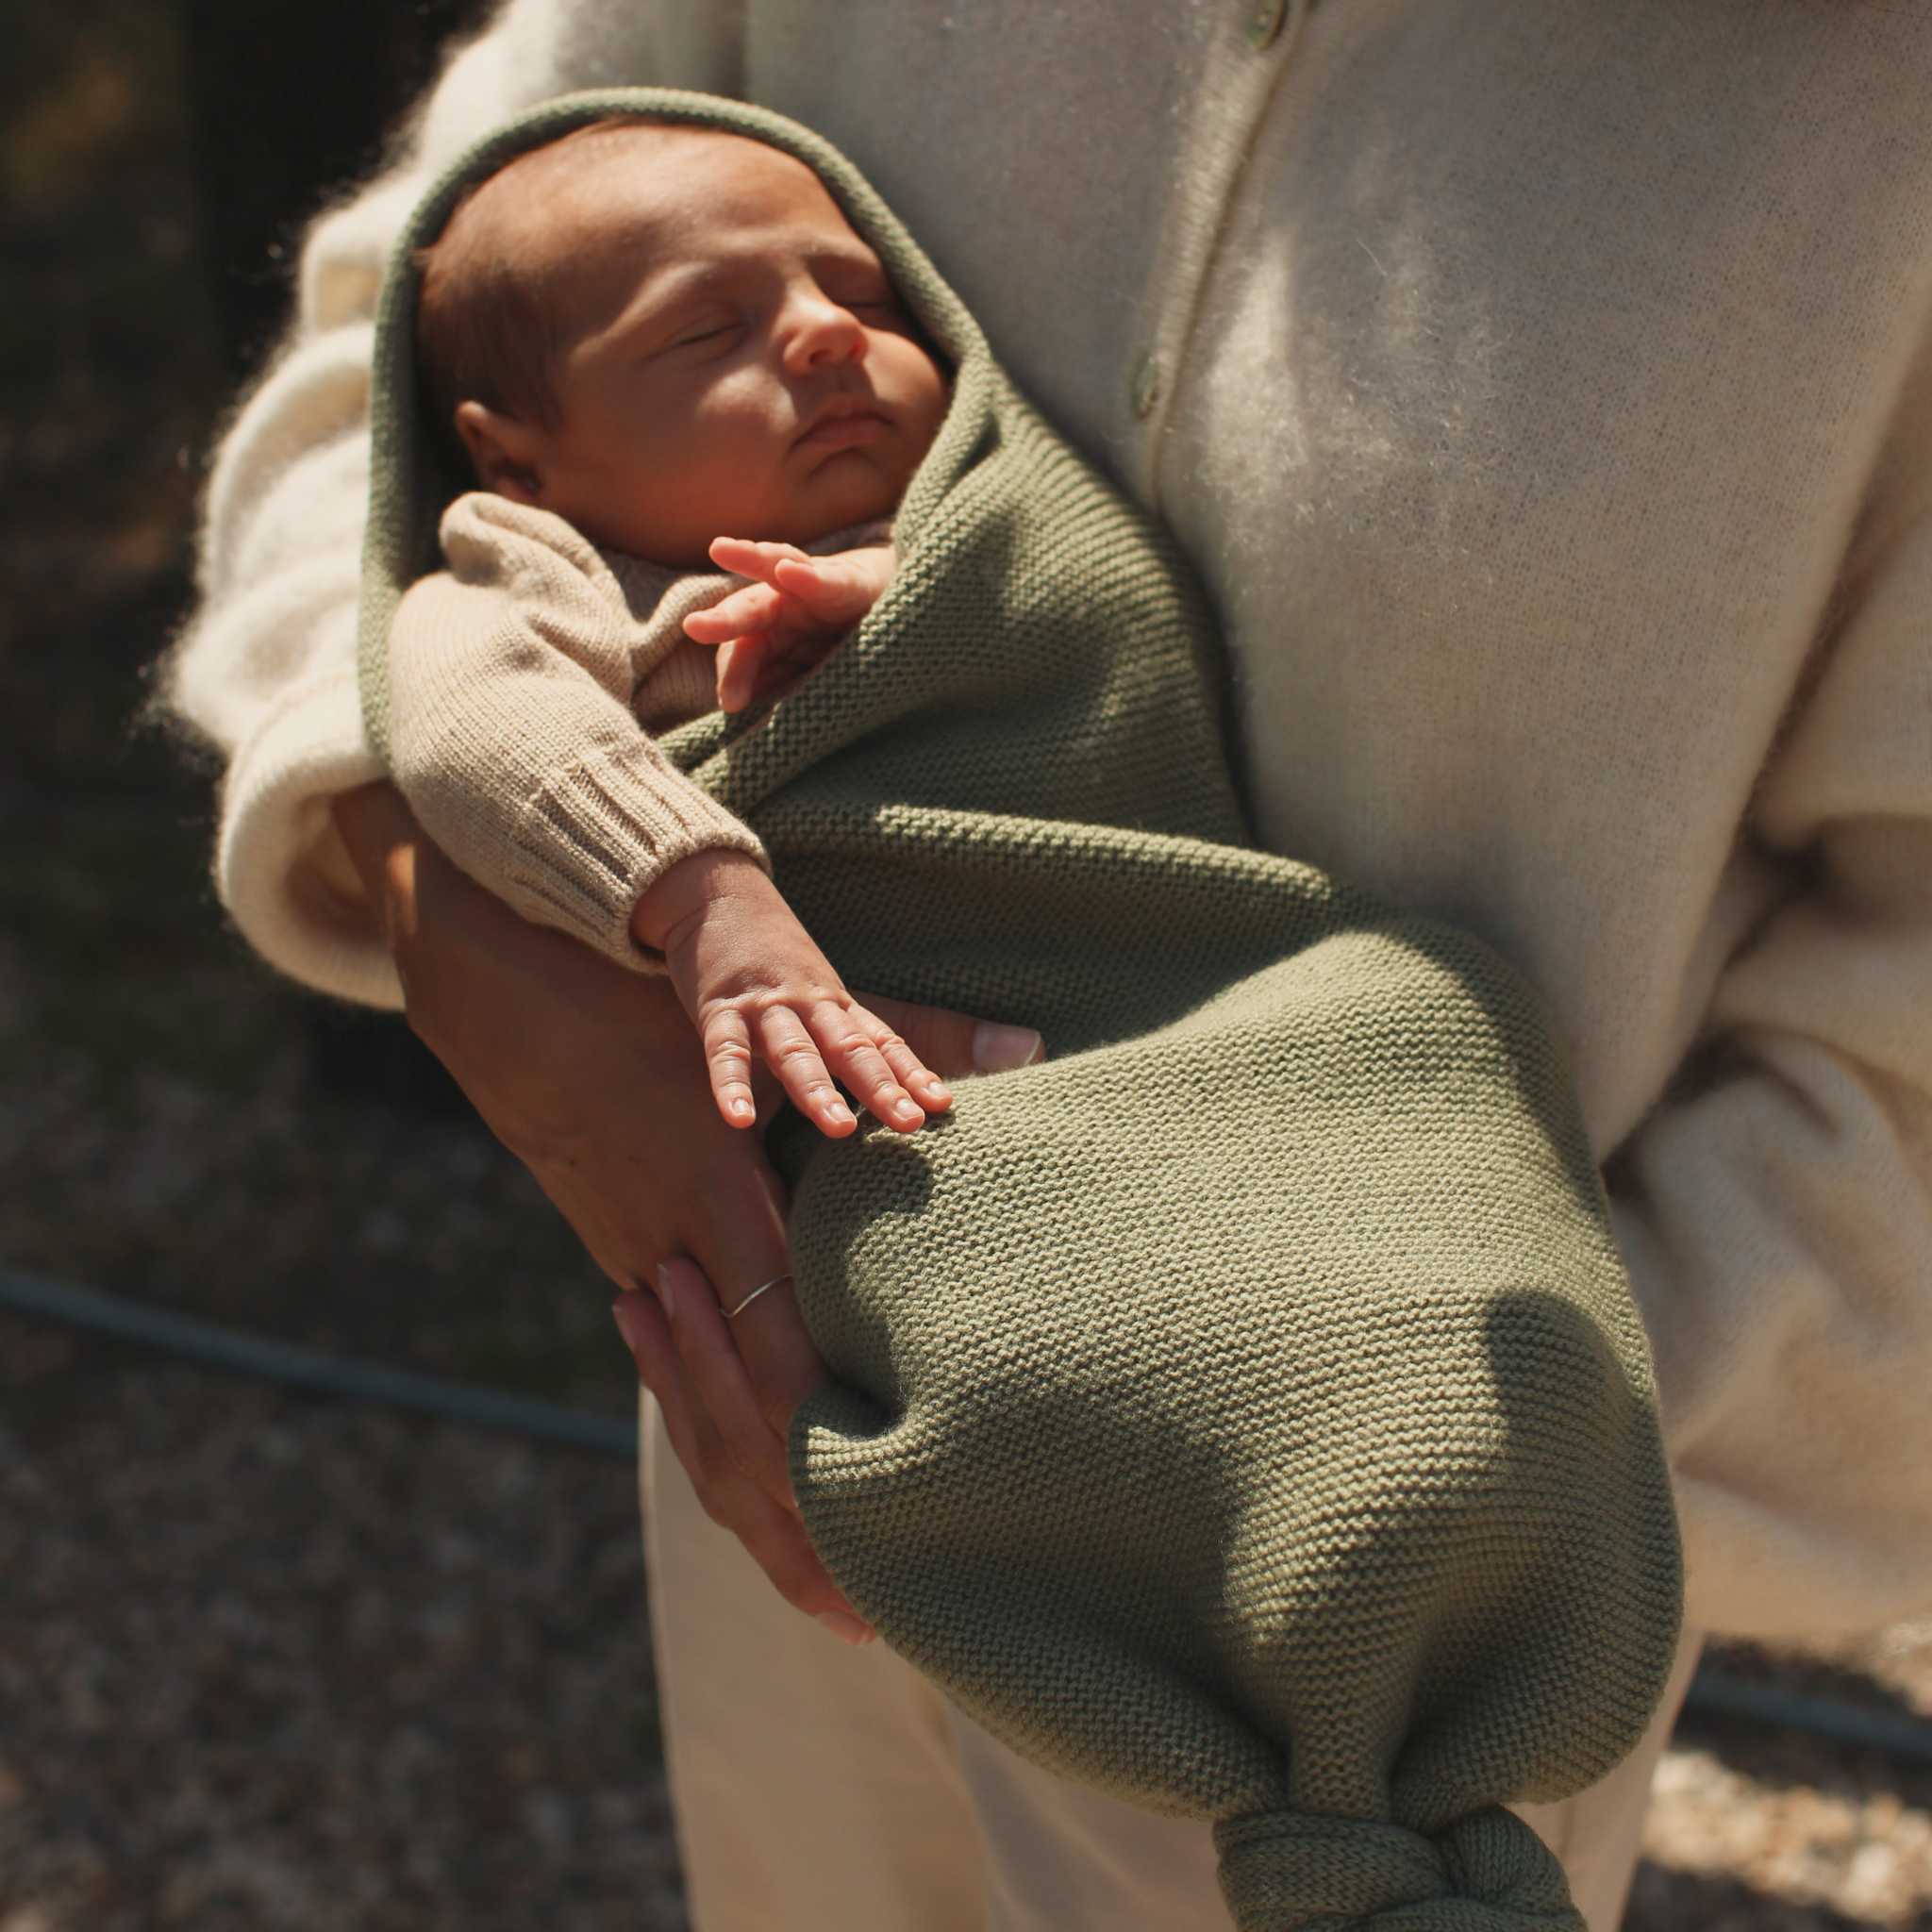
[412,118,668,457]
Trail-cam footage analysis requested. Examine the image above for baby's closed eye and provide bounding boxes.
[664,316,747,356]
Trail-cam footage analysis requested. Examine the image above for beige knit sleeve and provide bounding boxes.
[388,494,767,971]
[1607,331,1932,1638]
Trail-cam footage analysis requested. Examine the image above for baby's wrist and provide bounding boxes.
[631,849,773,954]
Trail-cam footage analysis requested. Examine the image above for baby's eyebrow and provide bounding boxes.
[804,241,892,283]
[637,259,735,308]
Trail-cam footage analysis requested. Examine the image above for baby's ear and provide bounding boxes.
[454,400,545,505]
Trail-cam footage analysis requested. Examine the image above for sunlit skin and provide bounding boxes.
[437,126,964,1148]
[452,126,950,567]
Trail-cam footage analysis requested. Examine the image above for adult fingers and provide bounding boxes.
[857,991,1045,1081]
[725,1477,872,1642]
[656,1257,849,1582]
[616,1287,737,1509]
[655,1258,794,1517]
[682,1157,818,1442]
[612,1288,870,1639]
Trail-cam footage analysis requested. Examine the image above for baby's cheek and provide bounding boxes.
[691,402,796,505]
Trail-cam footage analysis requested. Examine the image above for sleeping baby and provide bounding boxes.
[389,114,958,1143]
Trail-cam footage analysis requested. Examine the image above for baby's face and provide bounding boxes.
[480,129,948,566]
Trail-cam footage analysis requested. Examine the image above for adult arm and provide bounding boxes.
[1609,337,1932,1638]
[331,780,1038,1636]
[326,777,847,1624]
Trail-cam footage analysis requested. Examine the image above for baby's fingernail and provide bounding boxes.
[817,1611,874,1646]
[973,1023,1044,1074]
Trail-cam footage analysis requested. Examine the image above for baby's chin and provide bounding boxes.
[776,458,917,545]
[587,456,923,563]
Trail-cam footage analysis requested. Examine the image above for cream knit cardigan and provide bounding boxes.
[163,0,1932,1648]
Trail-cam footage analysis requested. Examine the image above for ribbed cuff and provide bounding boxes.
[502,744,768,972]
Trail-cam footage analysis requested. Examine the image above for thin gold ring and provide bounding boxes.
[724,1274,791,1320]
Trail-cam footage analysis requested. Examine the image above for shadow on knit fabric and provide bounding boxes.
[357,90,1684,1932]
[774,984,1674,1932]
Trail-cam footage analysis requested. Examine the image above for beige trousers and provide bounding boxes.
[641,1396,1700,1931]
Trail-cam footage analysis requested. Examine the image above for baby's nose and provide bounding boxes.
[789,298,867,369]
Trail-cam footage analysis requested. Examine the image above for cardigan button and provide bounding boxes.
[1246,0,1288,49]
[1130,352,1162,420]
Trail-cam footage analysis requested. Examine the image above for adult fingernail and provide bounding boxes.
[973,1022,1044,1073]
[817,1611,874,1646]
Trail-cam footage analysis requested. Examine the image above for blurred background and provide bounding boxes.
[0,3,1928,1925]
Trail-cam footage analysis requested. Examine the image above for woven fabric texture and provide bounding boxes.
[358,91,1683,1932]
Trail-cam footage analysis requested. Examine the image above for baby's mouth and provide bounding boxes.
[795,398,891,451]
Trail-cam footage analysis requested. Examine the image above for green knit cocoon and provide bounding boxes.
[359,90,1683,1932]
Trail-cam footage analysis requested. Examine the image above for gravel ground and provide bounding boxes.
[1,1332,681,1931]
[5,1322,1932,1930]
[1644,1628,1932,1930]
[6,11,1932,1928]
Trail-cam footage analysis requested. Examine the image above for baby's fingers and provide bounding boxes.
[851,1004,954,1118]
[708,535,810,586]
[700,1008,760,1129]
[771,555,878,627]
[756,1007,859,1138]
[714,635,773,713]
[806,1004,931,1135]
[684,581,783,643]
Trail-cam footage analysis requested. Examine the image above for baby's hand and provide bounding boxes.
[683,537,895,713]
[632,850,951,1139]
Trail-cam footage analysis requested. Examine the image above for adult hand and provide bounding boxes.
[330,783,1043,1641]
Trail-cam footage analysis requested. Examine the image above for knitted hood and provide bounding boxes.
[356,87,994,762]
[359,91,1684,1932]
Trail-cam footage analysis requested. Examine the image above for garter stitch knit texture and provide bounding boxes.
[358,91,1683,1932]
